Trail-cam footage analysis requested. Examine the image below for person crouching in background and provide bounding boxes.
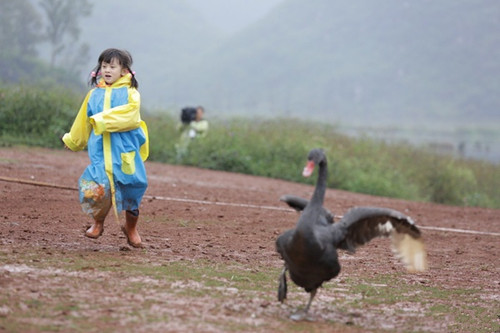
[175,106,209,161]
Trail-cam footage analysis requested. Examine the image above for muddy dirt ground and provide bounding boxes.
[0,147,499,332]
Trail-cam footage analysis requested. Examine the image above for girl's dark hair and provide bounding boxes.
[89,48,139,89]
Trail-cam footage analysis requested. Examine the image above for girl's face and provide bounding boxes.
[101,57,127,85]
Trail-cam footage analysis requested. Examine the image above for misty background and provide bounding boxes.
[3,0,500,162]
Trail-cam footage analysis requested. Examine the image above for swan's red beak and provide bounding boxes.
[302,161,315,177]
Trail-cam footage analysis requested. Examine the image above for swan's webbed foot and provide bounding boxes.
[289,288,317,321]
[289,309,315,321]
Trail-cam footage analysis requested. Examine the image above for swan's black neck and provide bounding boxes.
[309,158,327,208]
[295,155,328,244]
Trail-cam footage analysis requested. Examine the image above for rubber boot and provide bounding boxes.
[85,219,104,239]
[122,211,142,248]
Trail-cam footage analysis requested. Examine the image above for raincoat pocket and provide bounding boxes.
[121,151,136,175]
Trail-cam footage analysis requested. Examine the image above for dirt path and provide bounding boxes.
[0,147,499,332]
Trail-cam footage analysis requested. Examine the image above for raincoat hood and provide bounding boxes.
[96,73,133,88]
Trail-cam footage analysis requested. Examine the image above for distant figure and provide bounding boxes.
[175,106,209,161]
[62,48,148,248]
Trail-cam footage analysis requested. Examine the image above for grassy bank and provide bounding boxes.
[147,113,500,208]
[1,85,499,208]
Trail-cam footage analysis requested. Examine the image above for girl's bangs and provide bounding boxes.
[99,49,123,65]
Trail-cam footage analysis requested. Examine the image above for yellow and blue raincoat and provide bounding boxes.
[62,73,148,221]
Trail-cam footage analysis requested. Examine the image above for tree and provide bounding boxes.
[39,0,92,69]
[0,0,43,83]
[0,0,42,56]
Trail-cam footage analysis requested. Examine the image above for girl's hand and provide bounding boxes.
[61,137,70,150]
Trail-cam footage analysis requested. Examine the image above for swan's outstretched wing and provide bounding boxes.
[280,194,335,224]
[333,206,428,272]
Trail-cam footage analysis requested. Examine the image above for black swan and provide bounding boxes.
[275,148,427,320]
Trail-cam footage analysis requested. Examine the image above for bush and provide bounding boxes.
[0,85,80,148]
[145,113,179,162]
[2,88,499,209]
[427,161,478,206]
[146,114,499,208]
[333,156,421,201]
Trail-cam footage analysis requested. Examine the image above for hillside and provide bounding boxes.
[175,0,500,128]
[25,0,500,131]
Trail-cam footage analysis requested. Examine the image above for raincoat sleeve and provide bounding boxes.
[139,120,149,161]
[177,120,208,135]
[89,88,142,135]
[62,90,93,151]
[190,120,209,137]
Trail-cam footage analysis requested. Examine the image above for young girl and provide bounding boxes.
[62,48,148,248]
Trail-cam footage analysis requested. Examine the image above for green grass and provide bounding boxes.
[2,84,500,208]
[339,274,498,333]
[146,113,500,208]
